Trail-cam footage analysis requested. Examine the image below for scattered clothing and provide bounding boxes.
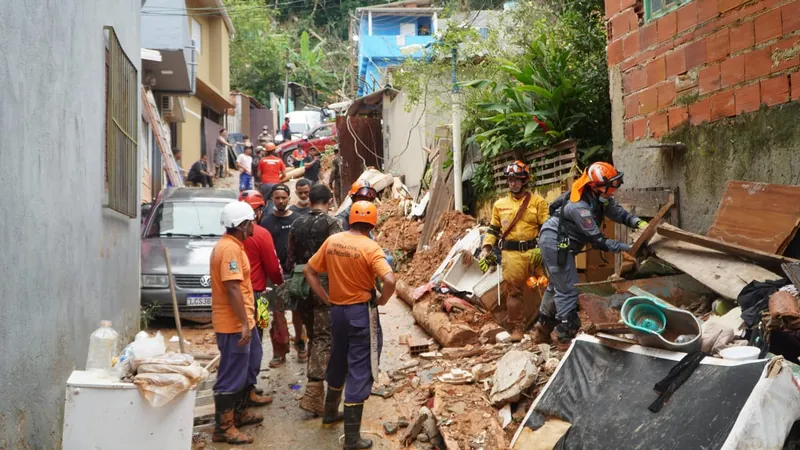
[738,279,789,327]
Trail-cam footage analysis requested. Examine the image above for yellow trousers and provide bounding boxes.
[500,249,535,327]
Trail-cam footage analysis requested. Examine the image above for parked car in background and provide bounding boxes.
[274,110,323,144]
[276,122,337,165]
[140,188,238,322]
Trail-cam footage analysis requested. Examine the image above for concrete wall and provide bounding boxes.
[180,96,205,167]
[0,0,142,448]
[382,91,452,197]
[141,0,191,51]
[606,0,800,233]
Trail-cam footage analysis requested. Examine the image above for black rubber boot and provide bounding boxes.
[343,404,372,449]
[321,387,344,427]
[555,312,581,350]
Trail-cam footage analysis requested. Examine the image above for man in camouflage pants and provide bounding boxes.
[287,183,343,416]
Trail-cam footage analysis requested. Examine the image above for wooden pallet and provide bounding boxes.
[491,139,578,192]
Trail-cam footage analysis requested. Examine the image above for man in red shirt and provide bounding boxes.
[257,143,286,200]
[238,190,285,404]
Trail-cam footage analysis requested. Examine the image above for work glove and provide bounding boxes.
[636,219,649,231]
[529,248,543,269]
[256,295,271,329]
[478,249,498,273]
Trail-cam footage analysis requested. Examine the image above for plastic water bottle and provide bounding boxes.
[86,320,119,374]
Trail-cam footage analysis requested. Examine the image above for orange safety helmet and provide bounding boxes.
[349,201,378,226]
[238,190,266,211]
[264,143,277,152]
[504,160,530,180]
[586,162,624,189]
[348,179,378,201]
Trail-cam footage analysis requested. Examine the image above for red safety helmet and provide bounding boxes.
[504,160,530,180]
[238,190,266,211]
[350,201,378,226]
[348,179,377,201]
[586,162,624,190]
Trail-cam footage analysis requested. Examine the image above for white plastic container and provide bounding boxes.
[719,346,761,361]
[85,320,118,373]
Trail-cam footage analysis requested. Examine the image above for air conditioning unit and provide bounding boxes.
[160,95,176,121]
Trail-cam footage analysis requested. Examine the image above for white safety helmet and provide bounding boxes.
[220,201,255,228]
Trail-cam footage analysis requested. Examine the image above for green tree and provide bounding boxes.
[226,0,288,105]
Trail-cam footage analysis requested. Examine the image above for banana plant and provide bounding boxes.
[462,34,587,159]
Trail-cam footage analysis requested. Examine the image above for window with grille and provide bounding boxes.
[645,0,690,21]
[104,26,138,218]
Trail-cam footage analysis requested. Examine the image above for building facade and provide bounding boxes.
[606,0,800,232]
[0,0,143,447]
[176,0,234,169]
[356,0,440,96]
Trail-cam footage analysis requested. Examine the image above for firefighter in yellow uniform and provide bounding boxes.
[479,161,550,342]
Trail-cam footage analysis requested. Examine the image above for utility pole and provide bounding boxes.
[451,46,463,212]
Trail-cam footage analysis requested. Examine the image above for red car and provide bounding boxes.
[276,122,337,166]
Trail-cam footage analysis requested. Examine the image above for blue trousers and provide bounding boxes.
[214,327,263,394]
[239,173,253,191]
[326,303,382,404]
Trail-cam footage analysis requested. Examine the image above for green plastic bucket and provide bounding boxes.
[626,302,666,334]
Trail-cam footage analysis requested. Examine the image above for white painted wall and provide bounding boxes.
[0,1,142,447]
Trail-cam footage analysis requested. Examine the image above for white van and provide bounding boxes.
[275,110,323,143]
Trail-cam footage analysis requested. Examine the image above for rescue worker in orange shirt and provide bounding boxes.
[304,201,396,449]
[479,161,550,342]
[210,202,266,445]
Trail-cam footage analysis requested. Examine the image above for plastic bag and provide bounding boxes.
[130,331,166,370]
[110,343,136,380]
[133,373,191,407]
[137,353,194,367]
[137,362,208,385]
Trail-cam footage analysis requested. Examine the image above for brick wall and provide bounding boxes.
[607,0,800,141]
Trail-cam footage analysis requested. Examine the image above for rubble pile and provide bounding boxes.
[374,198,423,254]
[401,210,477,287]
[373,338,564,447]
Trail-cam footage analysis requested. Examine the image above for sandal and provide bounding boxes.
[269,355,286,368]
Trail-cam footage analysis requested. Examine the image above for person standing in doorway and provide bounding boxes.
[281,117,292,142]
[261,184,306,365]
[287,184,343,416]
[304,201,396,448]
[210,202,264,445]
[187,153,214,187]
[215,128,234,178]
[291,178,313,215]
[257,143,287,200]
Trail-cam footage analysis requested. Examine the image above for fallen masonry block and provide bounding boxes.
[490,350,539,406]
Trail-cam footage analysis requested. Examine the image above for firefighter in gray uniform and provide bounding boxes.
[532,162,648,348]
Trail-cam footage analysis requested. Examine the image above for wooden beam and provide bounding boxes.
[628,201,674,257]
[656,223,798,272]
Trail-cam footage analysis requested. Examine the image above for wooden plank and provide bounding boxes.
[707,181,800,254]
[657,223,798,272]
[782,262,800,291]
[626,201,674,258]
[648,235,780,300]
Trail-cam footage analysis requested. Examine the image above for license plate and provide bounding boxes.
[186,295,212,307]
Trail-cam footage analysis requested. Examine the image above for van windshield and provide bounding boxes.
[145,201,229,238]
